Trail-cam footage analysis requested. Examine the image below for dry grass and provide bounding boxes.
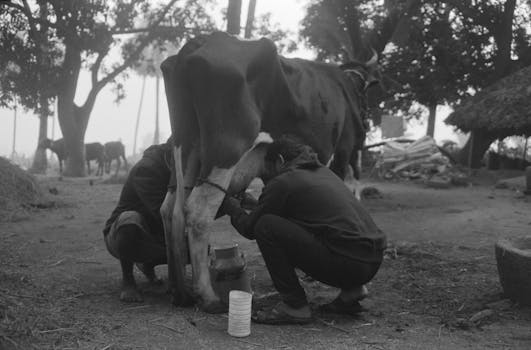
[0,157,43,221]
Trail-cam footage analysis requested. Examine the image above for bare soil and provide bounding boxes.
[1,171,531,350]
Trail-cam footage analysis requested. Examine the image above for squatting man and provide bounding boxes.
[103,135,386,324]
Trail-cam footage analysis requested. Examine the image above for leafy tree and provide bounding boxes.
[301,0,531,167]
[0,0,214,176]
[442,0,531,166]
[300,0,424,123]
[380,1,471,137]
[301,0,422,61]
[1,1,58,172]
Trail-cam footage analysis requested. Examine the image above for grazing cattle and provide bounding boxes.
[103,141,128,176]
[39,138,66,173]
[160,32,378,312]
[85,142,105,176]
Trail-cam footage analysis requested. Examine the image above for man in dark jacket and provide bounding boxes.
[221,135,387,324]
[103,141,173,302]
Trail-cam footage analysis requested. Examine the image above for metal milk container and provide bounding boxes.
[209,244,252,305]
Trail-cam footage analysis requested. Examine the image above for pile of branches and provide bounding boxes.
[373,136,469,186]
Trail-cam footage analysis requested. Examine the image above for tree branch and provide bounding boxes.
[111,25,186,35]
[91,52,105,87]
[21,0,38,35]
[83,0,180,109]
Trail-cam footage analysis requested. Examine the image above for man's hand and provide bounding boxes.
[240,192,258,210]
[215,196,241,219]
[220,196,242,217]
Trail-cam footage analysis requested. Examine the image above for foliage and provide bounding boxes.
[300,0,531,126]
[300,0,436,123]
[380,1,472,115]
[0,2,61,111]
[0,0,215,110]
[255,13,297,54]
[1,0,215,175]
[445,65,531,137]
[300,0,418,62]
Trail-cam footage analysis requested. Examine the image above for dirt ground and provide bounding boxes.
[1,171,531,350]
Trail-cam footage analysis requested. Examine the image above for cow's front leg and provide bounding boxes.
[186,167,235,313]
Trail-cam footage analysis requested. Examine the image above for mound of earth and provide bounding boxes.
[0,157,43,221]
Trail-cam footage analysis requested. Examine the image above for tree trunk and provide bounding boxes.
[30,3,50,174]
[426,103,437,137]
[133,76,147,156]
[227,0,242,35]
[457,130,497,168]
[244,0,257,39]
[154,75,160,145]
[49,105,56,161]
[493,0,516,80]
[60,107,88,177]
[57,42,88,177]
[11,104,17,160]
[30,99,49,173]
[57,87,90,177]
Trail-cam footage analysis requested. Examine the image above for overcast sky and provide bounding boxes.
[0,0,460,159]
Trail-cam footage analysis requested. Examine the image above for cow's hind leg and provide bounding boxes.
[163,146,194,307]
[186,167,235,313]
[122,154,129,172]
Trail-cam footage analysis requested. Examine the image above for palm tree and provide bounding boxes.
[244,0,257,39]
[132,43,179,155]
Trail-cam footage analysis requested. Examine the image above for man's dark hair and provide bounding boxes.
[265,134,315,163]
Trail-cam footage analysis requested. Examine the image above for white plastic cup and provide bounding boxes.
[228,290,252,337]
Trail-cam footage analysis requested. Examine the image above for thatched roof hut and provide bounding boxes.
[445,65,531,138]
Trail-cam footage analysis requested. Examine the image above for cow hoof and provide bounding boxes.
[171,290,196,307]
[120,287,143,302]
[201,299,228,314]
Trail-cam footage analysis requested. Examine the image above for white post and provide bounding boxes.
[11,103,17,160]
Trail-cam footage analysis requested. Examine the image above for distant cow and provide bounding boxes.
[160,32,379,311]
[40,138,107,175]
[103,141,128,176]
[85,142,105,176]
[39,138,66,173]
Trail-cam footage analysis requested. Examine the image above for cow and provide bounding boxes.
[103,141,128,176]
[40,138,107,175]
[39,138,66,173]
[160,32,378,312]
[85,142,105,176]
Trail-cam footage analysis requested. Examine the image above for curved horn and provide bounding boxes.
[365,49,378,66]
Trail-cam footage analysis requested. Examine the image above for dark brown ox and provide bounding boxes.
[160,32,378,312]
[85,142,105,176]
[103,141,128,176]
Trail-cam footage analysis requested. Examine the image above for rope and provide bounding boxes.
[196,178,229,195]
